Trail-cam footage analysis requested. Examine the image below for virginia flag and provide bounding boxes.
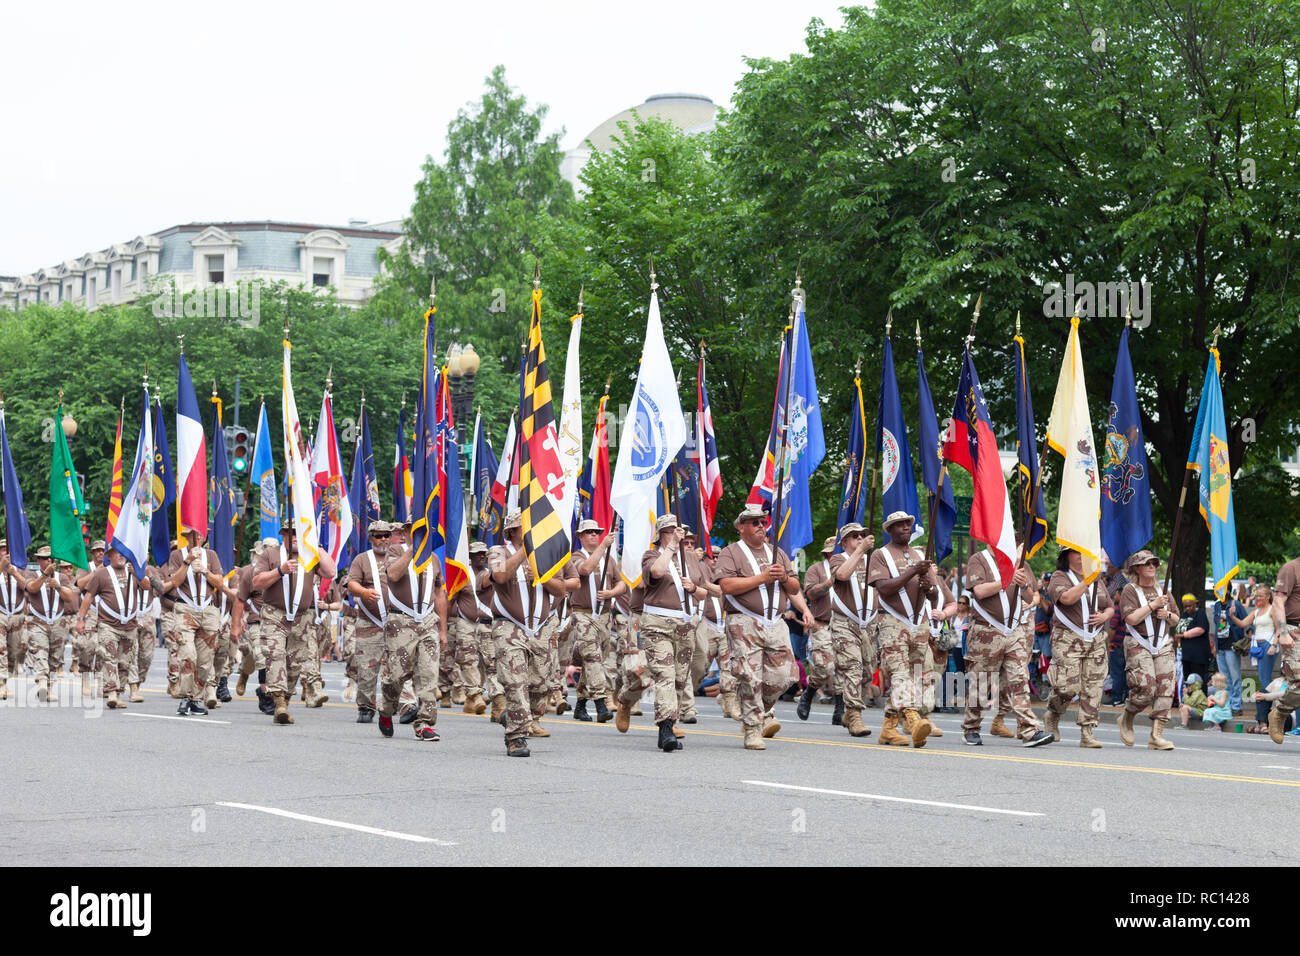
[1100,326,1152,568]
[917,346,956,562]
[836,373,869,536]
[251,400,279,543]
[1187,348,1238,600]
[876,334,922,542]
[311,388,353,576]
[176,353,208,541]
[49,403,88,570]
[694,357,722,556]
[1,406,31,568]
[1045,316,1101,582]
[611,288,687,586]
[944,350,1017,586]
[110,388,154,577]
[393,405,412,524]
[1013,333,1050,559]
[150,394,175,566]
[472,413,503,547]
[208,400,235,581]
[282,336,321,568]
[556,308,584,543]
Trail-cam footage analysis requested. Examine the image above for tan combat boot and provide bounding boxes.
[106,690,125,709]
[490,694,507,722]
[672,722,686,739]
[1268,707,1287,745]
[843,707,871,738]
[1079,725,1102,748]
[902,709,933,748]
[128,683,144,703]
[452,687,467,706]
[167,679,179,699]
[720,692,740,720]
[205,687,219,709]
[528,719,551,738]
[743,724,766,750]
[81,672,94,698]
[762,715,782,739]
[474,693,487,715]
[927,719,944,738]
[1147,718,1174,750]
[440,691,453,708]
[615,701,631,733]
[463,693,480,715]
[1043,708,1060,740]
[878,712,911,746]
[273,692,293,724]
[235,672,249,697]
[989,715,1014,738]
[1117,708,1136,746]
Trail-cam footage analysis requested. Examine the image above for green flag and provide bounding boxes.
[50,404,88,570]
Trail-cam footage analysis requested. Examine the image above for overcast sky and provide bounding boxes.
[1,0,851,274]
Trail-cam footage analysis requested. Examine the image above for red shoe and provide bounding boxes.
[378,715,394,738]
[415,727,441,742]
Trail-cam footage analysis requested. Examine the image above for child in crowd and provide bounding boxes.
[1178,674,1207,727]
[1201,672,1232,731]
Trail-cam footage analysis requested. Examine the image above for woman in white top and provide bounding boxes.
[1234,586,1280,732]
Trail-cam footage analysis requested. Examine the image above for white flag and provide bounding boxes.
[1046,317,1101,582]
[282,340,321,568]
[556,312,584,542]
[610,290,687,586]
[109,386,154,578]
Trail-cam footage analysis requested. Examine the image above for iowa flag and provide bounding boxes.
[518,286,571,584]
[1187,347,1238,600]
[1045,316,1101,582]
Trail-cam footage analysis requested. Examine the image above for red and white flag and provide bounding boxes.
[176,353,208,540]
[311,389,353,580]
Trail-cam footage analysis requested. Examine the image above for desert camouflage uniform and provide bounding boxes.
[164,546,223,702]
[963,624,1042,736]
[1119,582,1180,723]
[380,613,441,730]
[0,570,28,678]
[346,549,390,712]
[1045,570,1112,729]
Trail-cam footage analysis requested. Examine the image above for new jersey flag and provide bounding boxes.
[1100,326,1152,568]
[1045,316,1101,582]
[176,353,208,541]
[1187,347,1239,600]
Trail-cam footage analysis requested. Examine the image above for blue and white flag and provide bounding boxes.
[1,406,31,568]
[876,334,922,541]
[1188,348,1238,600]
[1100,327,1152,568]
[251,401,279,543]
[917,345,955,561]
[110,387,154,578]
[150,395,175,566]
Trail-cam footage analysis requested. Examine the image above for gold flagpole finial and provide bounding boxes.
[1211,324,1222,350]
[792,265,804,309]
[325,366,333,392]
[966,293,983,349]
[1072,296,1086,320]
[176,334,184,354]
[1015,310,1022,335]
[533,261,541,290]
[429,275,436,305]
[1124,298,1132,328]
[577,284,584,314]
[853,353,862,378]
[604,373,612,394]
[885,307,893,337]
[914,318,922,350]
[400,391,406,410]
[58,388,64,404]
[211,379,218,399]
[649,256,658,293]
[360,389,366,409]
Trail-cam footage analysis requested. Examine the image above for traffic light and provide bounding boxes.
[224,425,251,475]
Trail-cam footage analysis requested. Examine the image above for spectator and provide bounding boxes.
[1237,585,1280,733]
[1033,574,1053,659]
[1103,560,1129,706]
[1201,672,1232,731]
[1178,673,1207,727]
[1213,588,1247,715]
[1176,593,1213,698]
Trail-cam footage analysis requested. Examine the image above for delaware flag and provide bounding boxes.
[251,401,279,543]
[105,404,124,543]
[943,350,1016,586]
[311,388,353,577]
[695,357,722,555]
[176,353,208,540]
[393,404,412,524]
[150,394,175,566]
[208,398,235,581]
[1100,326,1152,568]
[282,334,321,568]
[836,373,869,535]
[472,412,502,547]
[1013,332,1050,559]
[1187,348,1238,599]
[49,403,88,570]
[1045,316,1101,582]
[110,387,154,577]
[917,345,955,562]
[876,334,922,541]
[1,405,31,568]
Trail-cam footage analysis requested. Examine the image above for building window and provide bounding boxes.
[207,255,225,284]
[312,257,332,288]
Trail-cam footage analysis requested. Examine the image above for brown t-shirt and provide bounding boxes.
[453,561,494,622]
[488,543,552,627]
[565,550,610,612]
[830,551,876,623]
[0,568,28,615]
[1276,558,1300,625]
[384,544,443,617]
[802,557,835,624]
[346,548,391,623]
[868,543,934,623]
[29,568,72,620]
[252,544,321,617]
[163,546,223,606]
[615,580,644,616]
[1048,569,1113,631]
[1119,582,1179,642]
[235,564,260,622]
[84,565,137,630]
[714,541,793,618]
[642,546,697,615]
[965,550,1031,628]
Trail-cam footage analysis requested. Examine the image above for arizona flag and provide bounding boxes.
[1045,316,1101,582]
[943,349,1017,586]
[105,404,124,543]
[311,388,353,579]
[176,352,208,541]
[1187,347,1238,600]
[694,357,722,556]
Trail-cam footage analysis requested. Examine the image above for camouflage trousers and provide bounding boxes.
[93,622,133,694]
[690,617,710,691]
[876,615,930,714]
[541,617,564,695]
[602,619,619,694]
[724,614,798,730]
[641,612,695,722]
[494,619,551,742]
[613,613,652,707]
[451,616,484,697]
[962,623,1042,737]
[169,604,219,701]
[568,611,610,700]
[1273,637,1300,716]
[27,619,67,683]
[346,620,386,711]
[211,620,233,693]
[297,619,327,692]
[74,613,98,670]
[1046,625,1108,728]
[1123,637,1175,721]
[380,615,440,730]
[1,613,26,675]
[438,616,461,696]
[698,620,734,695]
[237,620,266,681]
[162,612,179,688]
[127,618,157,685]
[259,606,313,698]
[830,615,879,708]
[805,622,835,694]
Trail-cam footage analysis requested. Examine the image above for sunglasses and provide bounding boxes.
[370,532,391,539]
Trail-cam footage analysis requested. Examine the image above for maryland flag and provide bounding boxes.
[518,285,571,584]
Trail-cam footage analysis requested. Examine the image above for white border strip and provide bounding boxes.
[742,780,1044,817]
[217,802,457,845]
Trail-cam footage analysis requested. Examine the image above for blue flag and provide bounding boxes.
[917,346,955,562]
[251,401,278,544]
[150,395,176,566]
[768,304,825,555]
[345,406,379,569]
[1187,349,1238,600]
[208,406,236,578]
[411,309,443,572]
[0,408,31,568]
[836,375,869,538]
[876,335,922,540]
[667,444,701,537]
[473,415,502,547]
[1013,334,1050,559]
[1100,327,1151,567]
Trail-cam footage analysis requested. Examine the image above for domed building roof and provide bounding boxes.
[562,93,719,187]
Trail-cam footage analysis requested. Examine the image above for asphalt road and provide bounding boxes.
[4,661,1299,866]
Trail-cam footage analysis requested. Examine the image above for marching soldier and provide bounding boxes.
[695,548,736,720]
[827,523,880,738]
[1043,547,1114,747]
[24,546,76,703]
[0,540,29,699]
[612,576,650,731]
[961,547,1053,747]
[232,542,275,714]
[867,511,953,748]
[1117,549,1179,750]
[797,536,838,723]
[563,519,620,723]
[122,571,156,703]
[301,578,338,707]
[381,519,447,740]
[490,511,568,756]
[250,521,338,723]
[714,503,813,750]
[345,520,391,723]
[161,528,228,712]
[73,544,140,710]
[73,541,105,691]
[449,540,494,716]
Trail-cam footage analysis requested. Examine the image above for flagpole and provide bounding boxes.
[866,308,891,540]
[1164,324,1221,595]
[770,271,801,548]
[671,367,690,612]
